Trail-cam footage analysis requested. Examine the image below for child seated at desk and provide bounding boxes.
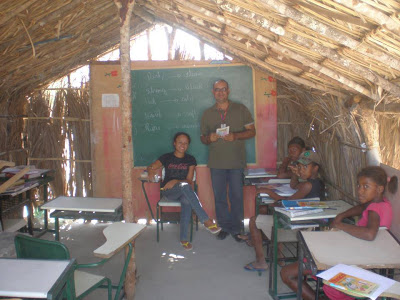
[147,132,221,251]
[277,136,306,179]
[243,150,324,272]
[280,166,397,300]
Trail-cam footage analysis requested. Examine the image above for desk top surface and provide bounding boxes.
[0,258,74,298]
[301,230,400,270]
[94,222,146,258]
[289,200,352,221]
[41,196,122,212]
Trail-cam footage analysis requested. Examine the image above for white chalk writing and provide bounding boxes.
[177,109,197,119]
[147,71,164,80]
[146,86,167,95]
[144,123,160,132]
[185,83,203,90]
[144,109,161,120]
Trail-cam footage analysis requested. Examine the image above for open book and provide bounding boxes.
[317,264,396,300]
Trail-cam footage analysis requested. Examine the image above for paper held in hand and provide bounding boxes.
[216,126,229,137]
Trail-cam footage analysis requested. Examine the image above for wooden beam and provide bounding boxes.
[135,5,347,98]
[332,0,400,35]
[257,0,400,72]
[0,160,15,170]
[212,0,400,98]
[113,1,136,299]
[0,167,30,194]
[174,0,377,100]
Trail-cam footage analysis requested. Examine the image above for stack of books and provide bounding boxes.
[274,198,323,218]
[2,166,51,179]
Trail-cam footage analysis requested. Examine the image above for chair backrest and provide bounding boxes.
[15,234,70,260]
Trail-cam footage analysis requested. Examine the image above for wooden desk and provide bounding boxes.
[297,230,400,299]
[0,258,75,299]
[41,196,123,241]
[268,200,353,300]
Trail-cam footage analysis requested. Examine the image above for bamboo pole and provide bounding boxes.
[134,5,347,98]
[114,0,136,299]
[257,0,400,72]
[332,0,400,35]
[175,0,374,100]
[212,1,400,98]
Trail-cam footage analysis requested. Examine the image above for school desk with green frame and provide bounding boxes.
[0,258,76,299]
[268,200,353,300]
[296,229,400,299]
[40,196,123,241]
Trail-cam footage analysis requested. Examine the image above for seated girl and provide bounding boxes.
[147,132,221,251]
[280,166,397,300]
[243,150,324,272]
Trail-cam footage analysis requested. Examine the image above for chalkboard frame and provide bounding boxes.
[131,63,256,167]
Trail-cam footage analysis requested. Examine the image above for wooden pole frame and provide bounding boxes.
[113,0,136,299]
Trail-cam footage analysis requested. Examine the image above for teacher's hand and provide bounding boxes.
[223,133,235,142]
[209,133,219,142]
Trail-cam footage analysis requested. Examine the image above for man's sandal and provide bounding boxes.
[205,223,222,234]
[180,241,193,251]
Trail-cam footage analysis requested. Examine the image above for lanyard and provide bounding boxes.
[218,104,229,123]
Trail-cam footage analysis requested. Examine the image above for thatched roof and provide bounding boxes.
[1,0,400,103]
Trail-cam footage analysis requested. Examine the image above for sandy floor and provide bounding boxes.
[49,220,282,300]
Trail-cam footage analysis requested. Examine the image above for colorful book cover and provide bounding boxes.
[328,272,379,296]
[282,200,329,210]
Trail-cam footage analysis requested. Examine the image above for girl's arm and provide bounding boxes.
[163,165,195,190]
[331,204,365,226]
[331,210,380,241]
[256,181,312,201]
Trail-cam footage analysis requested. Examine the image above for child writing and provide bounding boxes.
[243,150,324,272]
[280,166,397,300]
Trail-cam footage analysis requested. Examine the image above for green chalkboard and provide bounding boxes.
[131,64,255,167]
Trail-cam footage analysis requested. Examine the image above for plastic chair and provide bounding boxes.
[156,168,198,242]
[14,234,112,300]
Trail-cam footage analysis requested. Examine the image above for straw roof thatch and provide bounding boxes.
[0,0,400,105]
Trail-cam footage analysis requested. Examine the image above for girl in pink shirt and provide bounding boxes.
[324,166,397,300]
[281,166,397,300]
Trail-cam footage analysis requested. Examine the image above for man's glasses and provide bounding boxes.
[214,87,228,92]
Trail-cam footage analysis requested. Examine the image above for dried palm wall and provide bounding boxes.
[0,96,28,165]
[277,81,366,206]
[378,115,400,170]
[26,87,91,198]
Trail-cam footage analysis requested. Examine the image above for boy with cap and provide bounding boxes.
[243,150,324,272]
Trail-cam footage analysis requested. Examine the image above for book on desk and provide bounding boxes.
[282,200,330,210]
[317,264,396,300]
[275,206,324,218]
[244,168,277,178]
[2,166,51,179]
[258,183,297,197]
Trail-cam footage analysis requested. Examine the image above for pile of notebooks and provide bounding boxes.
[274,199,326,218]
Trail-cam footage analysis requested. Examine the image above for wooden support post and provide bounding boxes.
[354,100,381,166]
[113,0,136,299]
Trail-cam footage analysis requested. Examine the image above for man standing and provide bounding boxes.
[200,79,256,241]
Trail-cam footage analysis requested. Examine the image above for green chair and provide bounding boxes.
[14,234,112,300]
